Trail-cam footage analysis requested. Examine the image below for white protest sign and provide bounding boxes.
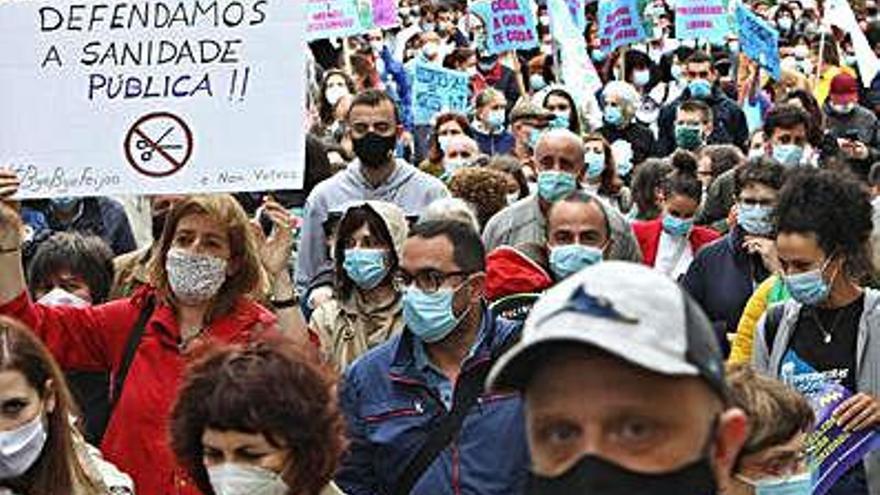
[0,0,307,199]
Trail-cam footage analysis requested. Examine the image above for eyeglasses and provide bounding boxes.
[394,269,471,294]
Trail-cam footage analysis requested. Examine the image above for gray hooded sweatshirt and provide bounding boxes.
[295,159,449,295]
[752,290,880,495]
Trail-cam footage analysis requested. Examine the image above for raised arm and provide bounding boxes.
[0,170,27,305]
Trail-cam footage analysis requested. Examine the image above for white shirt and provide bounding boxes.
[655,230,694,280]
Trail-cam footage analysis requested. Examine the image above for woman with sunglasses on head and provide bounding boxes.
[753,168,880,495]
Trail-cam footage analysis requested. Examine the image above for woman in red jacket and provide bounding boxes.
[633,151,720,280]
[0,174,305,495]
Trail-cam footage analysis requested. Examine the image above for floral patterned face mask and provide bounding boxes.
[165,248,228,304]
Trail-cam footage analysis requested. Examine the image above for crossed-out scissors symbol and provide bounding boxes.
[136,127,183,162]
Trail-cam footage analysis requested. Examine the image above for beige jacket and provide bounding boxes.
[309,201,409,370]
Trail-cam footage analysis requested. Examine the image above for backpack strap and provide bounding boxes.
[109,296,155,411]
[763,303,786,355]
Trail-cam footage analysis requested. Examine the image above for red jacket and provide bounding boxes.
[632,218,721,267]
[0,286,276,495]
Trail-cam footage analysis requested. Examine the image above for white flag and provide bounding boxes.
[825,0,880,87]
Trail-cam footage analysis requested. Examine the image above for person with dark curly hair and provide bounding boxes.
[753,169,880,495]
[171,339,346,495]
[448,167,510,229]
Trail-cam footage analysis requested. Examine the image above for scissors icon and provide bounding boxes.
[136,127,183,162]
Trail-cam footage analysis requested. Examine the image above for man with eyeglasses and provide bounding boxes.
[295,89,448,315]
[683,158,787,356]
[657,51,748,156]
[337,219,529,495]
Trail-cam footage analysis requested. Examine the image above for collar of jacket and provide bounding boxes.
[388,304,495,385]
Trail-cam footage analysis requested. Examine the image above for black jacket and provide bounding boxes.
[657,86,749,156]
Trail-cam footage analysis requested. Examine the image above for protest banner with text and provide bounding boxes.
[469,0,539,55]
[411,62,470,126]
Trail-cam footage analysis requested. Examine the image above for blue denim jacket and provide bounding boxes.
[337,309,529,495]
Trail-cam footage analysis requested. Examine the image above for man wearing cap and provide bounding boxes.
[508,99,554,179]
[482,129,642,263]
[488,261,748,494]
[825,73,880,181]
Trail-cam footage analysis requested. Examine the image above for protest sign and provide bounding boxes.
[469,0,539,55]
[548,0,601,97]
[675,0,729,42]
[307,0,370,41]
[780,351,880,495]
[0,0,307,198]
[565,0,586,32]
[735,3,781,80]
[411,62,470,126]
[598,0,648,54]
[825,0,880,87]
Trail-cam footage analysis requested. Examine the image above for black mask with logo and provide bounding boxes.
[353,132,396,168]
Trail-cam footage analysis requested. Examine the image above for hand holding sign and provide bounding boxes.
[0,169,23,250]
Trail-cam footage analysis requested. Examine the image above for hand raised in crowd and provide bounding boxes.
[838,138,870,161]
[252,197,296,278]
[0,169,23,251]
[743,236,781,273]
[834,392,880,433]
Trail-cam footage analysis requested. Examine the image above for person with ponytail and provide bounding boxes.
[632,151,720,280]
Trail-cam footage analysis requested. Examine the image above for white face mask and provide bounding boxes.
[37,287,89,308]
[325,86,349,106]
[165,248,228,305]
[0,413,48,480]
[208,463,289,495]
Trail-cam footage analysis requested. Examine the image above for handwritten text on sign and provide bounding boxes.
[735,3,781,80]
[598,0,647,54]
[675,0,729,42]
[0,0,307,198]
[411,62,470,126]
[470,0,538,55]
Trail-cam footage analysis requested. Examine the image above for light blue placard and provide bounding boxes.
[736,3,781,80]
[470,0,539,55]
[675,0,729,42]
[411,62,471,126]
[598,0,648,54]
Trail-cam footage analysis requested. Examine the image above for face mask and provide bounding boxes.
[585,152,605,179]
[37,287,89,308]
[550,244,603,279]
[662,214,694,237]
[423,42,439,59]
[688,79,712,99]
[444,157,469,176]
[604,106,624,126]
[0,413,48,480]
[507,193,521,205]
[403,283,471,344]
[530,74,548,91]
[152,211,168,241]
[465,66,478,77]
[422,22,436,32]
[165,247,228,304]
[526,453,717,495]
[537,171,577,202]
[785,259,833,306]
[778,17,793,31]
[736,472,812,495]
[478,56,498,72]
[591,50,607,63]
[353,132,397,168]
[845,55,858,67]
[539,14,551,26]
[671,65,685,82]
[487,110,506,130]
[369,39,384,53]
[748,148,765,160]
[528,128,544,150]
[633,69,651,87]
[675,125,704,150]
[551,114,570,130]
[49,197,80,212]
[617,158,633,177]
[730,41,741,53]
[830,102,855,114]
[343,248,389,290]
[325,86,349,106]
[437,135,453,153]
[793,45,810,59]
[772,144,804,167]
[738,203,775,236]
[208,463,289,495]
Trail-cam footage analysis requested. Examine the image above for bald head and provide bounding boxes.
[535,129,586,180]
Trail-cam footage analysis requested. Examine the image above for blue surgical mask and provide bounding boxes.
[530,74,548,91]
[528,128,544,149]
[736,472,812,495]
[688,79,713,99]
[402,283,471,343]
[617,158,633,177]
[772,144,804,167]
[487,110,506,130]
[537,171,577,202]
[738,203,774,236]
[671,65,685,82]
[785,259,833,306]
[585,152,605,179]
[662,214,694,237]
[550,244,604,279]
[633,69,651,87]
[551,114,570,130]
[604,106,624,126]
[50,197,81,212]
[591,50,607,63]
[343,248,389,290]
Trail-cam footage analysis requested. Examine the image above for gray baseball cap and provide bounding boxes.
[487,261,727,398]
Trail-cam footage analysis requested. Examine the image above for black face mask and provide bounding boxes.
[353,132,396,168]
[151,212,168,242]
[526,454,717,495]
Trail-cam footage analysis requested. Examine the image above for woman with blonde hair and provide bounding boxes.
[0,316,133,494]
[0,171,303,495]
